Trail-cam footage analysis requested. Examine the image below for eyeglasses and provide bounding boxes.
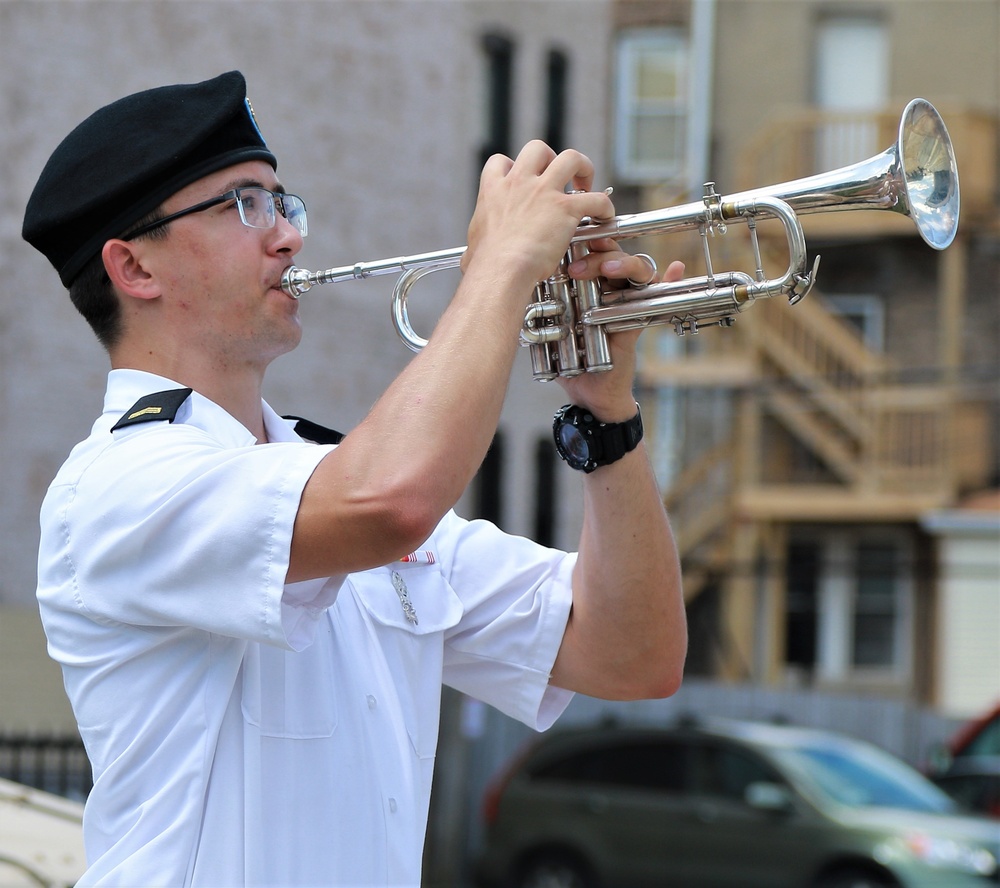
[125,187,308,240]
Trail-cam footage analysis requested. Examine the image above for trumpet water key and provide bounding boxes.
[282,99,959,382]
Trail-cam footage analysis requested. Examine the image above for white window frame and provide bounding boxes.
[788,528,913,688]
[614,29,689,183]
[815,15,889,169]
[824,293,886,352]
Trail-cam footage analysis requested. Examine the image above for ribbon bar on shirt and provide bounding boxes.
[398,550,436,565]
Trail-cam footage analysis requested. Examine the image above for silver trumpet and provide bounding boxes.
[282,98,959,382]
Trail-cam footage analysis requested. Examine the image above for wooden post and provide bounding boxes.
[939,236,967,385]
[718,389,763,679]
[761,522,790,685]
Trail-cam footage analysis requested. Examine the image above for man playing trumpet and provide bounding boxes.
[23,70,686,886]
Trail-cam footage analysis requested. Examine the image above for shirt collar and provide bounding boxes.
[104,369,271,448]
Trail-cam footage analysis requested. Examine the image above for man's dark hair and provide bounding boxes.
[68,209,168,349]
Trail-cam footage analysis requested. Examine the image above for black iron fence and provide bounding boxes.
[0,733,92,801]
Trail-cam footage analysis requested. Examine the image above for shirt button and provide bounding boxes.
[367,695,377,710]
[388,798,398,813]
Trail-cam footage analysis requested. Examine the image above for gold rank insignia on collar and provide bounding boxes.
[111,388,193,432]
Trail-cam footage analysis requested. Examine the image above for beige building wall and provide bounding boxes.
[0,0,617,729]
[935,532,1000,717]
[710,0,1000,192]
[0,0,616,598]
[0,606,77,732]
[922,501,1000,719]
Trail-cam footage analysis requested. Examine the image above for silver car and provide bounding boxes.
[474,719,1000,888]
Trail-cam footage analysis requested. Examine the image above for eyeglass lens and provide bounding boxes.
[237,188,308,237]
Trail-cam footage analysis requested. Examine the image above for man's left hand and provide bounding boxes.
[559,240,685,420]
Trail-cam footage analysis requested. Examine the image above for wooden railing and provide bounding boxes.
[650,103,997,595]
[736,105,998,226]
[656,278,971,571]
[739,107,902,192]
[663,436,735,555]
[744,291,960,495]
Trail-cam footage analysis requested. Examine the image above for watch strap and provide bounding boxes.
[602,407,644,463]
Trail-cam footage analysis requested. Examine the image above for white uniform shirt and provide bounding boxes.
[37,370,575,887]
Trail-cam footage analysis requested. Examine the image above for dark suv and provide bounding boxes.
[474,719,1000,888]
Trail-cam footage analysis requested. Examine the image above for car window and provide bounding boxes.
[532,739,690,794]
[696,743,782,801]
[775,743,955,813]
[960,713,1000,757]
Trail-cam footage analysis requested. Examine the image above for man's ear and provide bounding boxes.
[102,239,160,301]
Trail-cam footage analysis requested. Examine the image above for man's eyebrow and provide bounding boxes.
[221,177,287,194]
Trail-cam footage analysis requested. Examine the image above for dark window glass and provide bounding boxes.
[480,33,515,169]
[533,437,556,547]
[852,542,898,667]
[544,49,569,151]
[696,743,780,801]
[963,716,1000,757]
[786,540,820,667]
[474,432,504,527]
[533,740,689,794]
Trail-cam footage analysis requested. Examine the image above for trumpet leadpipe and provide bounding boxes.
[283,246,466,298]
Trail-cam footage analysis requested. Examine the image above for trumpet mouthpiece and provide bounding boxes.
[281,266,313,298]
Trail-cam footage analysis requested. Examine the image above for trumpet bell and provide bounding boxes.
[898,98,960,250]
[739,98,960,251]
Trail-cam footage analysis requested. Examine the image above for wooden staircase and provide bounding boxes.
[649,266,980,603]
[638,102,997,608]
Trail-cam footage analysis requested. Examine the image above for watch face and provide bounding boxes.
[553,403,641,473]
[558,422,591,466]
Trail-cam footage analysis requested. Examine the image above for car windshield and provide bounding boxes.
[772,741,958,813]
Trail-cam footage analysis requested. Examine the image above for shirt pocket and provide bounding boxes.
[240,632,339,738]
[351,563,463,759]
[358,562,463,636]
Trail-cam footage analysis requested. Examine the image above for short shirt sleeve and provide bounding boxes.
[41,421,337,650]
[433,512,575,730]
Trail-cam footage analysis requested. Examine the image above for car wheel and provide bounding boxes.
[813,868,898,888]
[514,851,596,888]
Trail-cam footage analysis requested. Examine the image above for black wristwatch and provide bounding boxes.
[552,403,643,473]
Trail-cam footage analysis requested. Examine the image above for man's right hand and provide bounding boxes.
[462,141,615,295]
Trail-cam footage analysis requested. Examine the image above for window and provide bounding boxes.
[852,543,900,668]
[824,294,885,352]
[544,49,569,152]
[696,744,781,801]
[815,15,888,168]
[474,432,505,527]
[783,530,912,684]
[480,34,515,169]
[534,740,689,794]
[533,437,557,547]
[962,714,1000,758]
[786,541,821,669]
[614,29,688,182]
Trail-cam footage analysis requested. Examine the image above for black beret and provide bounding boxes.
[23,70,277,287]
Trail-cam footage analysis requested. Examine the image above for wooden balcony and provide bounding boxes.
[645,288,992,536]
[639,104,996,556]
[736,104,999,240]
